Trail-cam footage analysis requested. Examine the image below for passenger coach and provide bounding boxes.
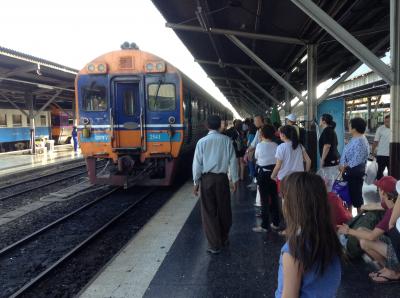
[76,43,232,187]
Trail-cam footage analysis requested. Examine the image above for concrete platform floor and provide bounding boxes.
[79,179,400,298]
[0,145,83,177]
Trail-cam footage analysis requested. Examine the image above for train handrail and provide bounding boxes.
[140,107,145,151]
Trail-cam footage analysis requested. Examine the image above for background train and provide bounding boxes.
[50,105,74,144]
[75,44,232,187]
[0,103,73,152]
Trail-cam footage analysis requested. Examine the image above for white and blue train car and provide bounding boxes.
[0,104,51,152]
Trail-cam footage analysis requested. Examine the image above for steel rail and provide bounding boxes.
[0,168,90,201]
[9,189,155,298]
[0,162,86,192]
[0,187,120,257]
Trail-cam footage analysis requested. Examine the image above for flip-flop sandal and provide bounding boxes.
[368,271,382,278]
[278,230,287,236]
[270,224,280,232]
[370,273,400,284]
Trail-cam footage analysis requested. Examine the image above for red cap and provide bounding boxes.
[374,176,397,193]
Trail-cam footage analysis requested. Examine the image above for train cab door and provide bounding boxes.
[112,78,144,152]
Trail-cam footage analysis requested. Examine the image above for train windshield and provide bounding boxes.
[148,83,175,112]
[82,82,107,111]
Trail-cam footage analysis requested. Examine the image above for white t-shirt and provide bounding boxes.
[275,141,305,180]
[374,125,391,156]
[255,141,278,166]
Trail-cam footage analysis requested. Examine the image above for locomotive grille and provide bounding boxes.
[119,56,134,69]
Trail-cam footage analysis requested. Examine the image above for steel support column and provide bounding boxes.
[25,92,36,154]
[306,45,317,126]
[390,0,400,179]
[367,97,372,132]
[227,34,307,103]
[306,44,318,170]
[291,0,394,85]
[285,89,291,115]
[284,74,292,116]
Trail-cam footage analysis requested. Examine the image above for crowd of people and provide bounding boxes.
[192,112,399,297]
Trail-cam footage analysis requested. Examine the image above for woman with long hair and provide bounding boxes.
[275,172,343,298]
[319,113,340,167]
[271,125,311,191]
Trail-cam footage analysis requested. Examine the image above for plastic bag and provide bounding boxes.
[332,179,352,207]
[255,187,261,207]
[365,160,378,185]
[317,165,340,191]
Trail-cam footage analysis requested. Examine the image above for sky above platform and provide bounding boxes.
[1,0,241,117]
[1,0,390,119]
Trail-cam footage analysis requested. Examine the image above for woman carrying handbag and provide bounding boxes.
[339,118,370,215]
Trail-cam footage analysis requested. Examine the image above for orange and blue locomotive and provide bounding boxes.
[76,43,232,187]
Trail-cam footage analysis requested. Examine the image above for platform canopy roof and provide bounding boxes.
[0,46,77,110]
[151,0,390,117]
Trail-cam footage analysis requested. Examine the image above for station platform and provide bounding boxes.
[0,145,83,177]
[79,178,400,298]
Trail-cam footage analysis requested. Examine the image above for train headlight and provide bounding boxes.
[156,62,165,72]
[97,64,107,73]
[87,64,96,72]
[82,117,90,125]
[145,61,166,73]
[145,63,154,72]
[168,116,176,124]
[87,62,108,74]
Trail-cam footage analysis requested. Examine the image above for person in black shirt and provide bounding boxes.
[319,113,340,167]
[226,119,246,180]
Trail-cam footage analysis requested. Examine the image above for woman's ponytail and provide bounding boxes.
[291,126,299,150]
[280,125,299,150]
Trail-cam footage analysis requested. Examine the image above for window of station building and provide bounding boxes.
[82,83,107,111]
[148,83,176,112]
[0,113,6,126]
[123,90,136,115]
[40,115,47,126]
[12,114,22,127]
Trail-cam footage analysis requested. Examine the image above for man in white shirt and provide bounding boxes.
[373,115,391,180]
[192,115,239,254]
[249,115,264,149]
[246,115,264,192]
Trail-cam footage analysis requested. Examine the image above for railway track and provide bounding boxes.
[0,187,155,297]
[0,159,86,188]
[0,161,106,202]
[0,161,86,191]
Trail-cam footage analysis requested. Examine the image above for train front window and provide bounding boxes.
[148,83,175,112]
[82,82,107,111]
